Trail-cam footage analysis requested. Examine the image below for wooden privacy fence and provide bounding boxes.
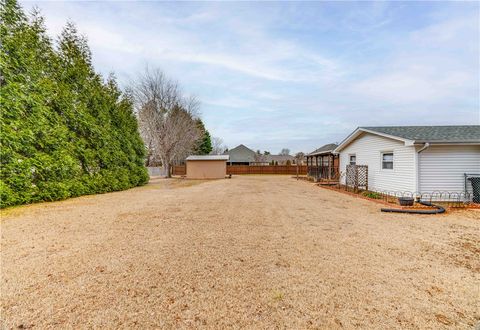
[227,165,307,175]
[172,165,307,176]
[173,165,186,176]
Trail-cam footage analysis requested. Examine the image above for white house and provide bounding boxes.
[334,126,480,196]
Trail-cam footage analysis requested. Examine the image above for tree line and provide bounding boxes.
[0,0,220,207]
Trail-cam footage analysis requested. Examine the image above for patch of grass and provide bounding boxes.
[141,178,209,190]
[272,290,285,301]
[0,204,29,218]
[362,191,383,199]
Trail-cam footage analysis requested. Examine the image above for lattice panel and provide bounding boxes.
[346,165,368,192]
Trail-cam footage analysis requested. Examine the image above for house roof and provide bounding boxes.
[265,154,295,162]
[361,126,480,143]
[223,144,256,163]
[335,125,480,152]
[307,143,338,156]
[186,155,229,161]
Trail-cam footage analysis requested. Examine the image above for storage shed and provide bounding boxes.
[186,155,229,179]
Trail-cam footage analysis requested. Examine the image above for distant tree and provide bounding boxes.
[264,151,271,155]
[194,119,212,155]
[295,152,305,164]
[286,159,291,166]
[210,137,227,155]
[280,148,290,156]
[254,151,266,163]
[295,152,305,179]
[132,67,201,177]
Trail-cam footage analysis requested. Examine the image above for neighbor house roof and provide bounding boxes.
[265,155,295,163]
[307,143,338,156]
[186,155,229,161]
[335,125,480,152]
[223,144,256,163]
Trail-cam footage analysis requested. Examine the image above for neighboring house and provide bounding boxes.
[223,144,257,165]
[265,154,296,165]
[223,144,298,165]
[334,126,480,196]
[306,143,339,181]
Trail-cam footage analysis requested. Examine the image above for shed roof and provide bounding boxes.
[186,155,229,161]
[307,143,338,156]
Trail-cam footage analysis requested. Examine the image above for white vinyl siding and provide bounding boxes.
[418,145,480,194]
[339,132,416,192]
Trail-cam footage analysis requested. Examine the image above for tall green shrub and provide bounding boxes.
[0,0,148,208]
[193,119,212,155]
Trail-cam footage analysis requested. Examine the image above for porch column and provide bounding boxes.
[328,154,332,180]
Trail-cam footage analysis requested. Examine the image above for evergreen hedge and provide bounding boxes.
[0,0,149,208]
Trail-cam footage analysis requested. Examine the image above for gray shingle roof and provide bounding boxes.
[223,144,256,162]
[308,143,338,156]
[265,154,295,162]
[361,125,480,143]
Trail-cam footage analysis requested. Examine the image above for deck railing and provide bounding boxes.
[307,166,339,181]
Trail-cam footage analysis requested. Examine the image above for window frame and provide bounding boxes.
[381,152,394,170]
[349,154,356,166]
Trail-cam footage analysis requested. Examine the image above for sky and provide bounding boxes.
[21,1,480,154]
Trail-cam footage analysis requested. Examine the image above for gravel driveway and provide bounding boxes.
[1,176,479,329]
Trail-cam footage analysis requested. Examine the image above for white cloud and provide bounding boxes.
[19,1,480,152]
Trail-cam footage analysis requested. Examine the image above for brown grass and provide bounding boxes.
[1,175,479,329]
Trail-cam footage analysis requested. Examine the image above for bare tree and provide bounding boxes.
[280,148,290,156]
[210,137,227,155]
[295,152,305,179]
[254,153,267,164]
[132,67,201,177]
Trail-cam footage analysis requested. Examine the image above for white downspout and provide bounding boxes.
[416,143,430,195]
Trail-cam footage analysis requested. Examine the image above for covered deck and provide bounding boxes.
[306,143,339,183]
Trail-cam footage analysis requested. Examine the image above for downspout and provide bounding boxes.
[417,142,430,154]
[416,143,430,194]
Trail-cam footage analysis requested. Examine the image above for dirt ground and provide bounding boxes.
[1,175,479,329]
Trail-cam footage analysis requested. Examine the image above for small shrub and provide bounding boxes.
[362,191,382,199]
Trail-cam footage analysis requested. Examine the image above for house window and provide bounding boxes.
[382,152,394,169]
[349,155,356,165]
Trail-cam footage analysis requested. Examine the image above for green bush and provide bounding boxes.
[0,0,148,208]
[362,191,382,199]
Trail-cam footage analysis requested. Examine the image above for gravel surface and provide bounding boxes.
[1,175,479,329]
